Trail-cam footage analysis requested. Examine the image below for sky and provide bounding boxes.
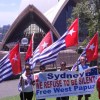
[0,0,58,27]
[0,0,20,27]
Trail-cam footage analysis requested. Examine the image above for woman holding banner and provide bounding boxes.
[56,61,69,100]
[18,63,35,100]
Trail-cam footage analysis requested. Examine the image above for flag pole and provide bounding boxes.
[31,33,34,72]
[77,17,79,71]
[21,36,29,100]
[97,31,99,66]
[19,42,25,100]
[32,33,36,100]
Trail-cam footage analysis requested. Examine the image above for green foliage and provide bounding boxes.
[68,0,100,37]
[81,39,88,46]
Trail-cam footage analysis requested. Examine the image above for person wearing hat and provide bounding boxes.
[18,63,35,100]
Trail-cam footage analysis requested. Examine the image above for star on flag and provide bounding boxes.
[65,18,78,47]
[39,31,53,53]
[41,41,48,49]
[86,32,98,62]
[9,43,22,75]
[68,28,76,36]
[12,54,18,61]
[88,43,95,51]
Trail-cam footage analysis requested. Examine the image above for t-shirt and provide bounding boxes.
[78,64,89,72]
[18,72,34,92]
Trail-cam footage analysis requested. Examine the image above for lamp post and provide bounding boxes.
[21,37,28,100]
[21,37,28,64]
[21,37,28,52]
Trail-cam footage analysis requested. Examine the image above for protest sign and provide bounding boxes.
[34,66,98,99]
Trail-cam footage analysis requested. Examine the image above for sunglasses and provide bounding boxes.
[26,68,30,70]
[61,64,66,66]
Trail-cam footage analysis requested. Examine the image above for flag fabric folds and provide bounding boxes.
[38,18,78,66]
[29,31,53,69]
[25,34,34,61]
[71,32,98,71]
[86,32,98,61]
[0,43,22,82]
[65,18,78,47]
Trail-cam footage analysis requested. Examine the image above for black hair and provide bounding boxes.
[60,61,66,66]
[25,63,31,67]
[39,65,46,70]
[25,63,31,70]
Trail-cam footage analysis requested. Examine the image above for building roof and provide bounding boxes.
[0,5,60,50]
[44,0,69,25]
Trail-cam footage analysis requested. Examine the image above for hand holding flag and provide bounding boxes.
[71,32,98,71]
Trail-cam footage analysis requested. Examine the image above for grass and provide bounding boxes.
[0,88,98,100]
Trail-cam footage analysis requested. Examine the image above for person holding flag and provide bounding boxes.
[77,56,91,100]
[18,63,35,100]
[71,32,98,71]
[71,32,99,100]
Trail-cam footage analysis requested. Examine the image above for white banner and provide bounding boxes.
[34,66,98,99]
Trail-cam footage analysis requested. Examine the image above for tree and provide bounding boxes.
[68,0,100,38]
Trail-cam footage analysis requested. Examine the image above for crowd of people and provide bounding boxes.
[18,56,100,100]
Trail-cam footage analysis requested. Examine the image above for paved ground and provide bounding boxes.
[0,79,19,99]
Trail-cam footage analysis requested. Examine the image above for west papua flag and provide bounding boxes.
[0,43,22,82]
[71,32,98,71]
[38,18,79,65]
[25,34,34,61]
[29,31,53,69]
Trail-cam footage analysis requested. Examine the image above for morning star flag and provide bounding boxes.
[86,32,98,61]
[71,32,98,71]
[29,31,53,69]
[25,34,34,61]
[38,18,78,65]
[0,43,22,82]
